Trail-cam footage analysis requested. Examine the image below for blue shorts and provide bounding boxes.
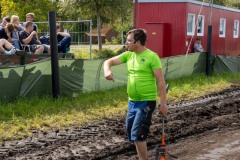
[126,100,156,142]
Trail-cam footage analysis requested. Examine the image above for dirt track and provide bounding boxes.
[0,85,240,160]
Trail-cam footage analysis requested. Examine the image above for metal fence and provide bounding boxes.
[34,20,93,58]
[35,20,92,45]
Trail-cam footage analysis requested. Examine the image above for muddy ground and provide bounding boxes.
[0,85,240,160]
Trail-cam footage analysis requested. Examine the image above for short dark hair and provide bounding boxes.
[127,28,147,45]
[196,37,201,40]
[3,17,10,23]
[25,21,33,28]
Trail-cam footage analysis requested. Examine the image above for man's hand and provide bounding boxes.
[104,70,114,82]
[31,31,37,36]
[7,32,11,38]
[158,104,168,117]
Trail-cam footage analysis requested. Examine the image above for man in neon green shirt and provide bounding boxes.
[104,28,167,160]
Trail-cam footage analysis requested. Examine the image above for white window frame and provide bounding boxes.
[233,20,239,38]
[197,15,205,36]
[219,18,226,38]
[187,14,195,36]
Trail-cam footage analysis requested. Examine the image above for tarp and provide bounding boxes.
[213,55,240,73]
[0,66,24,100]
[0,53,239,100]
[161,53,206,79]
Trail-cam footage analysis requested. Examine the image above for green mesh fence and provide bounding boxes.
[0,53,239,100]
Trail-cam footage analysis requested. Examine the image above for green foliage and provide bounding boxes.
[73,50,98,59]
[105,39,110,44]
[0,0,55,21]
[57,0,134,49]
[115,46,126,55]
[57,0,83,21]
[196,0,240,9]
[93,48,116,59]
[105,38,119,45]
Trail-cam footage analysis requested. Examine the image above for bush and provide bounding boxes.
[115,46,126,55]
[104,38,119,45]
[111,38,118,44]
[94,49,116,59]
[74,50,98,59]
[105,39,110,45]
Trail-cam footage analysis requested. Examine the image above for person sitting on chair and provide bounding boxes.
[0,16,10,28]
[194,37,204,52]
[0,39,17,55]
[19,21,50,54]
[0,23,14,43]
[11,15,24,40]
[23,13,38,32]
[40,23,71,53]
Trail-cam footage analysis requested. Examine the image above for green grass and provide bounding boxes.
[0,72,239,142]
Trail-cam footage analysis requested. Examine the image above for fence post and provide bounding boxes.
[49,11,60,99]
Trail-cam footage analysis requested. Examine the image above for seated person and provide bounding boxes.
[0,16,10,28]
[40,23,71,53]
[0,23,14,43]
[19,21,50,54]
[0,38,17,55]
[194,37,204,52]
[11,15,25,40]
[23,13,38,32]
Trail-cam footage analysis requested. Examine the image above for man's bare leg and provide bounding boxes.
[0,39,13,50]
[0,46,5,53]
[135,141,147,160]
[35,45,44,54]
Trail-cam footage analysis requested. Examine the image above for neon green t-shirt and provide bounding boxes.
[119,49,162,101]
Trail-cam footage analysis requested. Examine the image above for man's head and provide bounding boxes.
[11,15,20,24]
[1,17,10,27]
[126,28,147,51]
[196,37,201,43]
[56,23,61,32]
[5,23,14,33]
[25,21,34,31]
[26,13,35,22]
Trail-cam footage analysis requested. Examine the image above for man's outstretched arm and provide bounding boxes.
[104,55,123,81]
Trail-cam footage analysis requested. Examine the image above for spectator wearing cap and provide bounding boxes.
[194,37,204,52]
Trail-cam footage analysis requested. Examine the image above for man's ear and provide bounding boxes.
[134,40,139,44]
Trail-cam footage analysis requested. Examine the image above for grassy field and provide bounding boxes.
[0,72,240,143]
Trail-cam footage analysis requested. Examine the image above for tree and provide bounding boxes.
[70,0,133,50]
[0,0,55,22]
[196,0,240,9]
[110,0,133,44]
[57,0,84,21]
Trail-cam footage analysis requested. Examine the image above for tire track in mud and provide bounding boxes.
[1,85,240,160]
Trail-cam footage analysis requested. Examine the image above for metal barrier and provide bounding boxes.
[34,20,93,59]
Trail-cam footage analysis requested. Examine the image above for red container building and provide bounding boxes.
[134,0,240,57]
